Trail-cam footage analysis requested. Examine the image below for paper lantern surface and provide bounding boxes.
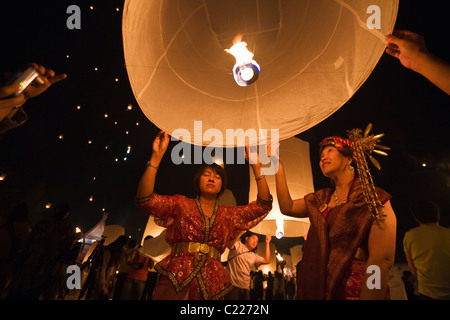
[123,0,398,147]
[102,225,125,245]
[250,137,313,237]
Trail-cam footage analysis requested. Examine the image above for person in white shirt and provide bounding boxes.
[225,233,271,300]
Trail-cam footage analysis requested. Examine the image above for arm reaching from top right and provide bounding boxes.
[385,30,450,95]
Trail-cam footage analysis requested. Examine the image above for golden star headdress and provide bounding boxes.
[320,123,390,224]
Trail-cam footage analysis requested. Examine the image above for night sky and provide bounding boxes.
[0,0,448,262]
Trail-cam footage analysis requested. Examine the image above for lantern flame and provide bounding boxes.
[276,252,284,261]
[225,41,254,66]
[225,34,260,86]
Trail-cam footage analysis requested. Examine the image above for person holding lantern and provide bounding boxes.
[271,124,397,300]
[135,131,272,300]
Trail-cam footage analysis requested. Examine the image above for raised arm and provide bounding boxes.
[385,30,450,95]
[245,145,271,202]
[261,234,272,264]
[268,143,308,218]
[1,62,66,127]
[136,131,170,199]
[227,230,246,250]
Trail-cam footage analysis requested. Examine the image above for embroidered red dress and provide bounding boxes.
[137,193,272,300]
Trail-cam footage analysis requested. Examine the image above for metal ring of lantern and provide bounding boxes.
[233,61,260,86]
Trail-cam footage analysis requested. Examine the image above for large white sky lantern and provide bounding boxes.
[122,0,398,147]
[250,137,313,238]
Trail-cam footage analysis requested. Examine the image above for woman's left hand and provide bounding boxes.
[245,144,260,167]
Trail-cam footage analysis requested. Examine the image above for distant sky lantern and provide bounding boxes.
[123,0,398,147]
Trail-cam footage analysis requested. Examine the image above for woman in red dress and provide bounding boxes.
[136,131,272,300]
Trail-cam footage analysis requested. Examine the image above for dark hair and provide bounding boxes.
[193,163,227,198]
[319,142,353,160]
[410,200,440,224]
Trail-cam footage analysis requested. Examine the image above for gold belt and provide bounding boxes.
[171,242,221,261]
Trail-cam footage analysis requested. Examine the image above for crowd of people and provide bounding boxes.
[0,200,300,301]
[0,202,160,300]
[248,271,297,300]
[0,30,449,300]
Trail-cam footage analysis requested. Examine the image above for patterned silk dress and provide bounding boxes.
[137,193,272,300]
[297,177,391,300]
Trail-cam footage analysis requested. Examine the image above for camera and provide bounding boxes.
[6,66,45,97]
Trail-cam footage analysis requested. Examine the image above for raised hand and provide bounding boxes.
[23,63,67,99]
[245,144,260,166]
[266,141,280,161]
[385,30,428,70]
[152,131,170,160]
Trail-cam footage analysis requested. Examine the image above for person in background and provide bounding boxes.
[113,238,138,300]
[140,236,159,300]
[403,199,450,300]
[265,271,274,300]
[120,246,153,300]
[225,233,271,300]
[273,271,286,300]
[6,203,76,300]
[85,235,129,300]
[0,202,31,299]
[135,131,272,300]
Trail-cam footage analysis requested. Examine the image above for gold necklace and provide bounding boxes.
[334,190,347,206]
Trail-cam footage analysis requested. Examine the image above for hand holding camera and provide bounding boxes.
[6,65,45,97]
[17,63,67,99]
[0,62,67,111]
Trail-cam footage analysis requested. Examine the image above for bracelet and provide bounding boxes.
[255,175,265,181]
[146,161,159,170]
[257,194,273,206]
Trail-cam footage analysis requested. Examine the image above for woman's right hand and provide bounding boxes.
[151,131,170,162]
